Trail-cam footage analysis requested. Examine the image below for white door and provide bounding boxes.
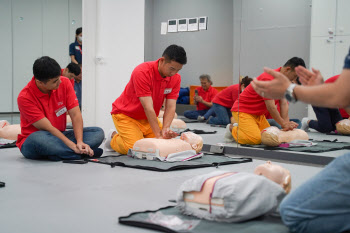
[43,0,70,68]
[333,36,350,75]
[311,0,336,37]
[310,36,336,79]
[0,0,13,112]
[336,0,350,36]
[12,0,43,111]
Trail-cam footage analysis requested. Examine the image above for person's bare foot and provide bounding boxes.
[111,131,117,138]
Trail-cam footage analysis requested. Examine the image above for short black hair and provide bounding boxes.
[162,44,187,65]
[240,76,253,88]
[66,62,81,76]
[33,56,61,83]
[76,27,82,35]
[283,57,306,70]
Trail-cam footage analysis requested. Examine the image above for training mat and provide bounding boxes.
[88,154,252,172]
[0,139,16,149]
[182,129,217,134]
[241,139,350,153]
[119,206,289,233]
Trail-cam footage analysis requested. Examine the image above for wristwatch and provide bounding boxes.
[284,83,297,103]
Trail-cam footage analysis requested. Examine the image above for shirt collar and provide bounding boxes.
[29,76,55,97]
[153,58,170,82]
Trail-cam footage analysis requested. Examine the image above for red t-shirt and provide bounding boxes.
[196,86,218,110]
[16,77,79,149]
[111,59,181,120]
[61,69,75,88]
[265,100,280,119]
[325,75,349,118]
[212,84,240,108]
[231,68,281,115]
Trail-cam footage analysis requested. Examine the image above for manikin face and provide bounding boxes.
[180,132,203,153]
[200,79,211,91]
[158,58,183,78]
[36,76,61,94]
[254,161,291,193]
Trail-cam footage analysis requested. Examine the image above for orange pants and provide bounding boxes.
[110,113,162,154]
[231,111,270,145]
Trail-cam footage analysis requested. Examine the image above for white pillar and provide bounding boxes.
[82,0,145,133]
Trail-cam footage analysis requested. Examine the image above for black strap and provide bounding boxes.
[182,128,217,134]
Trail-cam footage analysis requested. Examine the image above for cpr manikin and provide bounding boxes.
[261,126,309,147]
[0,120,21,141]
[177,161,291,222]
[158,118,186,132]
[130,132,203,161]
[336,119,350,135]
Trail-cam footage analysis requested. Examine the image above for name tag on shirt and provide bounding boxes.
[164,88,172,94]
[75,46,80,50]
[55,106,67,117]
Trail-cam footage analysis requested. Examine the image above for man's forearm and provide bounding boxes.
[294,70,350,108]
[201,100,213,108]
[144,108,162,138]
[163,104,176,129]
[71,114,84,143]
[279,100,289,122]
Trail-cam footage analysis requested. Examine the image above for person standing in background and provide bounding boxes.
[74,64,82,110]
[69,27,82,65]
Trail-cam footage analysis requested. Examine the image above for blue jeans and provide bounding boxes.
[267,119,302,129]
[21,127,104,161]
[183,109,208,119]
[280,153,350,233]
[207,103,232,125]
[309,106,343,133]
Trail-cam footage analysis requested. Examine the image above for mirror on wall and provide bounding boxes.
[145,0,315,148]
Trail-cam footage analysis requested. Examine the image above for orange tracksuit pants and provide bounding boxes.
[110,113,162,154]
[231,111,270,145]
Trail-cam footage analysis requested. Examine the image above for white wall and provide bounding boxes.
[0,0,81,119]
[82,0,145,132]
[146,0,234,87]
[234,0,312,120]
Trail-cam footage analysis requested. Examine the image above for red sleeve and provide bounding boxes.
[231,85,239,102]
[133,69,152,97]
[64,78,79,110]
[258,73,273,100]
[166,75,181,99]
[325,75,340,84]
[210,88,219,101]
[17,96,45,125]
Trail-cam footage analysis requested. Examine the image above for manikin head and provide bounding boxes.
[254,161,291,193]
[180,132,203,153]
